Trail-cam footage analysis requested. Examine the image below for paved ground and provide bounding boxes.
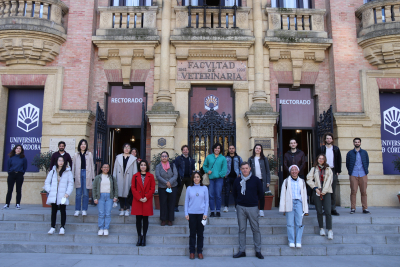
[0,253,399,267]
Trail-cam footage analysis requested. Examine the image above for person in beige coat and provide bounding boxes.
[279,165,308,248]
[307,154,334,240]
[113,143,138,216]
[72,139,95,217]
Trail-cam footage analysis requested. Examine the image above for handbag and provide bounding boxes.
[202,157,218,186]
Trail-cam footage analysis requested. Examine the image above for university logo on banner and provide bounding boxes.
[3,89,44,172]
[379,93,400,175]
[204,95,219,111]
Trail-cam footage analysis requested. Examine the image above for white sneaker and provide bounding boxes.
[124,210,130,216]
[48,227,56,235]
[328,230,333,240]
[98,229,104,236]
[119,210,124,216]
[223,206,229,212]
[16,204,21,210]
[259,210,264,217]
[82,210,87,216]
[296,243,302,248]
[103,229,109,236]
[59,227,65,235]
[2,204,9,210]
[320,228,326,236]
[289,243,295,248]
[74,210,80,217]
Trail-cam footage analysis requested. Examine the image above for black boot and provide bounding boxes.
[141,235,146,246]
[136,235,142,246]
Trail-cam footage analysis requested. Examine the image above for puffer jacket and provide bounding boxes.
[279,176,309,213]
[346,148,369,175]
[44,166,74,205]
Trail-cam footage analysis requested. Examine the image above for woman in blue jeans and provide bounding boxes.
[72,139,95,216]
[93,163,118,236]
[202,143,227,217]
[279,165,308,248]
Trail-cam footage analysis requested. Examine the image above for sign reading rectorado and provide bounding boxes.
[177,60,247,81]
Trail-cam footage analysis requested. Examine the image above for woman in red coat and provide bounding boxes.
[131,159,155,247]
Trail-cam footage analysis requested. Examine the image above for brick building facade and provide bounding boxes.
[0,0,399,207]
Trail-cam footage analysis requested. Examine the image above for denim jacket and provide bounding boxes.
[173,154,196,178]
[225,154,243,177]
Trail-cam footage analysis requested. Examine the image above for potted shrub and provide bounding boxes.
[267,154,279,175]
[32,151,53,208]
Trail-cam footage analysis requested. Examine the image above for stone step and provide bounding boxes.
[1,220,398,236]
[4,212,399,225]
[0,240,399,256]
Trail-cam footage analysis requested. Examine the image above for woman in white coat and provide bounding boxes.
[279,165,308,248]
[113,143,138,216]
[45,156,74,235]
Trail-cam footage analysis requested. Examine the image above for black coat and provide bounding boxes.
[317,145,342,174]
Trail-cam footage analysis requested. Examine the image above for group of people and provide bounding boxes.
[2,133,371,259]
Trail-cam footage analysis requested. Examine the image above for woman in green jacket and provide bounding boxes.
[93,163,118,236]
[203,143,227,217]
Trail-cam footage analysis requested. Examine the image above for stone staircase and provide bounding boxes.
[0,206,399,256]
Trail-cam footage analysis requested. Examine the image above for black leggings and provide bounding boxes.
[136,215,149,236]
[6,172,24,205]
[51,204,66,228]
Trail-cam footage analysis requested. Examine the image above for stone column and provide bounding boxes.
[250,0,270,112]
[156,0,173,105]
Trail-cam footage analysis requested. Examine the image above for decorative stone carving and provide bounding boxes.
[360,39,400,69]
[312,15,324,31]
[143,12,156,28]
[271,14,281,30]
[266,43,331,87]
[176,11,188,28]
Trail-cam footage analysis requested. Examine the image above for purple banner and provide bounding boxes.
[3,89,44,172]
[380,93,400,175]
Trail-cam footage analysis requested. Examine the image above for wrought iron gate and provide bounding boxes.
[188,108,236,169]
[94,102,107,175]
[316,105,334,146]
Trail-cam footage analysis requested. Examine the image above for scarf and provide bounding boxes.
[240,172,252,195]
[162,161,170,172]
[318,165,325,184]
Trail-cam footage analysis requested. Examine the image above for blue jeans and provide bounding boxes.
[209,178,224,212]
[98,193,113,230]
[75,169,89,211]
[286,199,304,244]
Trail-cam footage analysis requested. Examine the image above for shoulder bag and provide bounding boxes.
[202,156,218,186]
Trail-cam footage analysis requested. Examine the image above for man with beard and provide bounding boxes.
[49,141,73,170]
[346,138,370,214]
[317,133,342,216]
[284,139,307,178]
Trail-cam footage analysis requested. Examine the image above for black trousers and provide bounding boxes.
[159,187,177,221]
[258,179,265,210]
[51,204,66,228]
[175,176,191,207]
[6,172,24,205]
[330,169,338,211]
[136,215,149,236]
[224,176,236,207]
[189,214,204,254]
[314,193,332,229]
[119,197,130,210]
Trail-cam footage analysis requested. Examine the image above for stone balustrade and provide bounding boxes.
[356,0,400,69]
[0,0,68,66]
[356,0,400,35]
[0,0,67,31]
[266,7,327,39]
[98,6,158,29]
[174,6,251,30]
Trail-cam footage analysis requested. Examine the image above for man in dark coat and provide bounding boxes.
[49,141,73,170]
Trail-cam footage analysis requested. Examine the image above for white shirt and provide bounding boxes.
[254,156,262,179]
[100,174,111,193]
[326,146,334,168]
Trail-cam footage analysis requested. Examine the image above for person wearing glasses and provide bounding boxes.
[155,151,178,226]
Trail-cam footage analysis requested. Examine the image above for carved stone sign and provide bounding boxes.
[50,138,76,155]
[254,139,271,149]
[177,60,247,81]
[158,138,166,148]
